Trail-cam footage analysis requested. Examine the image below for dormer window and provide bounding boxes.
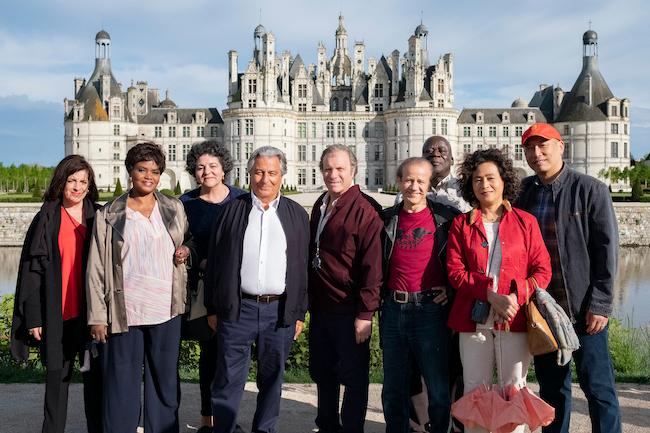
[611,105,618,117]
[476,112,484,123]
[502,112,509,122]
[527,112,535,122]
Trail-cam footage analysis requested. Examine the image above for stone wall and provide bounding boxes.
[1,202,650,247]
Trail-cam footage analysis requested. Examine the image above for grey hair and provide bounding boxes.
[396,157,433,179]
[247,146,287,175]
[319,144,358,176]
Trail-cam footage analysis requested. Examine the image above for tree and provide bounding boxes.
[174,181,182,196]
[599,164,650,201]
[113,178,123,197]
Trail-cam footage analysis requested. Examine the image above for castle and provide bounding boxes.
[64,18,630,192]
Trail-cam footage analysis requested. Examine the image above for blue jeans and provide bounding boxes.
[534,322,621,433]
[381,297,450,433]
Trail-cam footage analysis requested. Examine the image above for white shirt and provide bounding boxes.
[478,220,502,330]
[394,173,472,212]
[240,192,287,295]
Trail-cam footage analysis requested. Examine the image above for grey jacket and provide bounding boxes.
[516,166,619,321]
[86,191,193,334]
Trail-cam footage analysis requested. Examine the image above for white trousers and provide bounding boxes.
[459,330,531,433]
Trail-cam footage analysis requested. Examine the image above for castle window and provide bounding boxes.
[155,126,162,137]
[463,143,471,155]
[298,103,307,112]
[343,98,351,111]
[349,122,356,138]
[298,84,307,98]
[298,122,307,138]
[624,124,628,135]
[312,169,317,185]
[610,142,619,158]
[113,153,120,160]
[113,166,120,174]
[611,123,619,134]
[438,100,444,108]
[113,124,120,136]
[503,126,509,137]
[477,126,483,137]
[375,168,384,186]
[197,126,205,137]
[463,126,471,137]
[441,119,448,135]
[168,126,176,137]
[624,142,628,158]
[374,83,384,98]
[245,142,253,159]
[183,126,190,138]
[168,145,176,161]
[298,169,306,186]
[312,122,317,138]
[611,105,618,117]
[182,144,190,160]
[515,144,523,161]
[248,79,257,94]
[249,99,257,108]
[298,145,306,161]
[245,119,254,135]
[337,122,345,138]
[374,103,384,112]
[331,98,339,111]
[235,142,241,158]
[432,119,437,134]
[515,126,523,137]
[326,122,334,138]
[489,126,497,137]
[624,106,628,117]
[438,79,444,94]
[211,126,218,137]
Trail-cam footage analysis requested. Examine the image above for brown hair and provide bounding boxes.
[43,155,99,203]
[125,141,166,173]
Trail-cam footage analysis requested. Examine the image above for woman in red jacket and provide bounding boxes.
[446,149,551,433]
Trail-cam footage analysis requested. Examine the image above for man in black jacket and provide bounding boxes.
[516,123,621,433]
[204,146,309,433]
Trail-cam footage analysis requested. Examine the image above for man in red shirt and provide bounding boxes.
[308,144,384,433]
[381,157,460,433]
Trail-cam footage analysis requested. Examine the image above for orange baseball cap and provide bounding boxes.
[522,123,563,145]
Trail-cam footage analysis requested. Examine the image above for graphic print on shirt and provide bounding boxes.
[395,226,433,250]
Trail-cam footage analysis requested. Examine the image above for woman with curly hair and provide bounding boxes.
[11,155,102,433]
[445,149,552,433]
[179,140,245,433]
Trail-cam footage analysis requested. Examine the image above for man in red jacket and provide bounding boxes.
[308,144,384,433]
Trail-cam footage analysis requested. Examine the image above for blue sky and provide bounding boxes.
[1,0,649,165]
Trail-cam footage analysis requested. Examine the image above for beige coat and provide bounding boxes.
[86,191,191,334]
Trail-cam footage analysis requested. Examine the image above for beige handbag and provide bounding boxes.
[525,278,558,356]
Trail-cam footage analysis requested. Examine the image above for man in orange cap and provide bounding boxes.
[516,123,621,433]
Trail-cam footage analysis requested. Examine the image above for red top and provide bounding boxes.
[446,203,552,332]
[59,207,86,321]
[388,207,444,293]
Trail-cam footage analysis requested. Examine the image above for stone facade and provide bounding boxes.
[64,22,629,192]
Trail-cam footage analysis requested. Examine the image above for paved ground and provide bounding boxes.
[1,382,649,432]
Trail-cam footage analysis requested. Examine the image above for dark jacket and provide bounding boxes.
[204,193,310,325]
[446,202,552,332]
[515,166,619,320]
[381,198,460,297]
[10,198,99,369]
[308,186,383,320]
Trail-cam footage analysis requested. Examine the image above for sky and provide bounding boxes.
[1,0,649,166]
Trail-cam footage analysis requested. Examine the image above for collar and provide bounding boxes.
[534,163,568,191]
[468,199,513,225]
[251,191,281,211]
[433,172,454,191]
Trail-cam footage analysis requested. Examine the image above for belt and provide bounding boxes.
[390,289,442,304]
[242,293,284,303]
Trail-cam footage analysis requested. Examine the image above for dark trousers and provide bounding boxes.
[42,319,102,433]
[534,322,621,433]
[100,316,182,433]
[309,311,370,433]
[381,298,450,433]
[199,337,218,417]
[212,298,295,433]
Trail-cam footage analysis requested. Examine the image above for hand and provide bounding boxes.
[586,311,608,335]
[28,327,42,341]
[174,246,190,265]
[294,320,304,341]
[90,324,108,343]
[431,285,448,305]
[354,318,372,344]
[487,292,518,322]
[207,315,218,333]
